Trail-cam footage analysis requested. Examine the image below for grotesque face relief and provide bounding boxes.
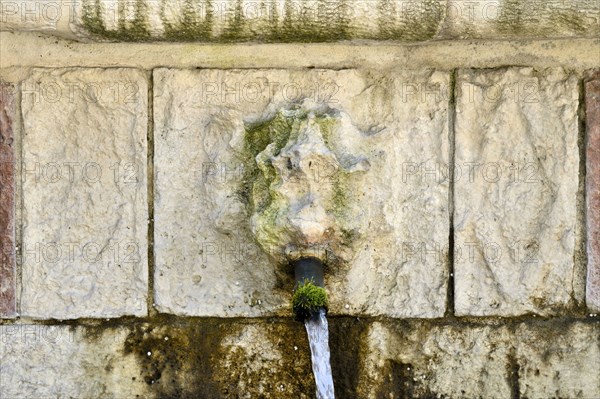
[242,101,371,265]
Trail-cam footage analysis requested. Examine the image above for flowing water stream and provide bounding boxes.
[305,308,335,399]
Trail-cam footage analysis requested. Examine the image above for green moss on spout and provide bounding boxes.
[292,280,328,322]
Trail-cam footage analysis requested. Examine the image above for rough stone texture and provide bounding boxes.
[0,82,16,318]
[357,321,514,398]
[1,319,598,398]
[586,70,600,313]
[443,0,600,39]
[214,322,314,398]
[516,321,600,398]
[2,0,598,42]
[73,0,448,42]
[356,320,600,399]
[0,0,73,34]
[154,68,449,317]
[0,325,152,398]
[0,320,314,398]
[454,68,580,316]
[20,68,148,319]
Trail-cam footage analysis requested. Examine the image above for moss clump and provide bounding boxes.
[292,280,328,322]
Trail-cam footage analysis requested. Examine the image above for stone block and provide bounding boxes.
[20,68,148,319]
[357,321,514,398]
[153,68,450,317]
[516,321,600,398]
[454,67,580,316]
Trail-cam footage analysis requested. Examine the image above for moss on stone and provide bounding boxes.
[82,0,151,41]
[161,0,213,41]
[292,279,329,321]
[377,0,444,41]
[239,110,298,211]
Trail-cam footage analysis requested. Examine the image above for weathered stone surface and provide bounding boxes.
[0,320,314,398]
[215,322,314,398]
[0,0,73,34]
[2,1,598,42]
[20,68,148,319]
[356,320,600,399]
[442,0,600,39]
[516,321,600,398]
[153,68,449,317]
[74,0,447,42]
[0,83,16,318]
[454,67,580,316]
[0,324,152,398]
[357,321,513,398]
[586,70,600,313]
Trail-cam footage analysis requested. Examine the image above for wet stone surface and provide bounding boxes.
[2,318,597,398]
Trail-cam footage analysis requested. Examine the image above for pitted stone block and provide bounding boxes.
[153,68,450,317]
[454,67,580,316]
[20,68,148,319]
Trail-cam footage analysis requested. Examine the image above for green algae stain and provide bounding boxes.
[81,0,453,42]
[161,0,213,41]
[82,0,151,41]
[495,0,597,37]
[239,110,299,212]
[221,0,248,41]
[377,0,444,41]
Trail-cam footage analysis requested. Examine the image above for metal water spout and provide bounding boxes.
[293,257,324,288]
[292,257,335,399]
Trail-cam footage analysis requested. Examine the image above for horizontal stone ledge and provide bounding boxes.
[0,0,598,42]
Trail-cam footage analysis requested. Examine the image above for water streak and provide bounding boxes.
[305,308,335,399]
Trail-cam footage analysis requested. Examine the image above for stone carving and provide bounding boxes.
[246,101,370,265]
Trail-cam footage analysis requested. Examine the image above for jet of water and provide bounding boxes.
[304,307,335,399]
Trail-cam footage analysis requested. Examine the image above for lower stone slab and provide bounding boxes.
[357,319,600,399]
[153,68,450,318]
[0,320,314,399]
[358,322,514,398]
[1,318,597,398]
[516,321,600,398]
[586,70,600,312]
[19,68,149,319]
[454,67,581,316]
[0,83,16,318]
[0,324,152,398]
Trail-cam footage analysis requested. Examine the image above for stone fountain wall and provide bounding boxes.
[1,1,599,398]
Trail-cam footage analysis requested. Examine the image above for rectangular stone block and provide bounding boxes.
[0,320,313,398]
[442,0,600,39]
[153,68,449,317]
[454,67,580,316]
[0,324,151,398]
[516,321,600,398]
[20,68,148,319]
[0,83,16,318]
[358,322,513,398]
[586,70,600,313]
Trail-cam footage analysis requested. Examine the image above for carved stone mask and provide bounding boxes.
[244,102,370,264]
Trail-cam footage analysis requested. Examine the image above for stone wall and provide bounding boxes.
[1,3,599,398]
